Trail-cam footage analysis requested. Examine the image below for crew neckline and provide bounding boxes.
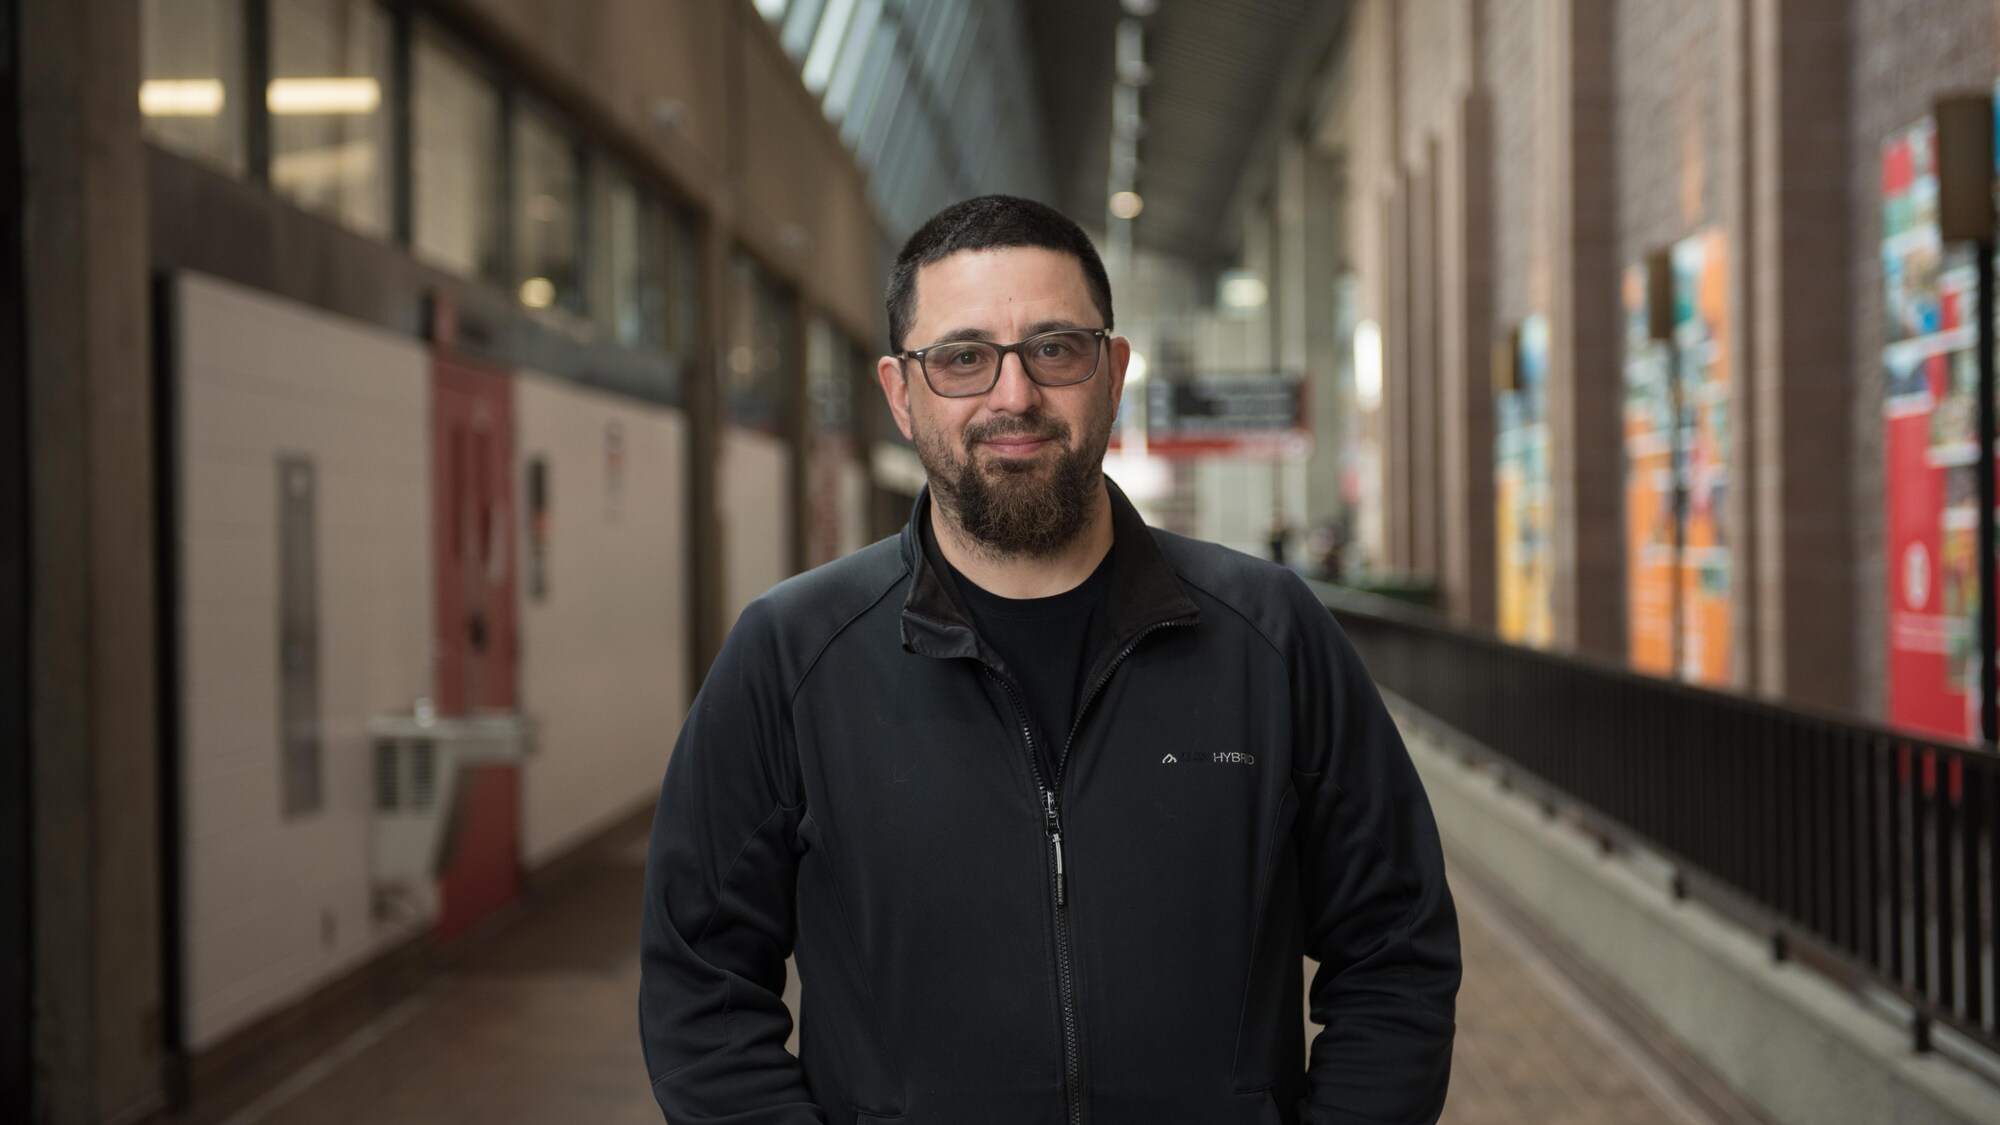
[943,540,1118,622]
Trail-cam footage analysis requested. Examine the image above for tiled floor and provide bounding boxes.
[217,831,1724,1125]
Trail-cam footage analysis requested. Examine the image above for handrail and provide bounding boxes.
[1314,585,2000,1059]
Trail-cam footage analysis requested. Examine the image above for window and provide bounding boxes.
[591,164,666,351]
[780,0,830,61]
[513,104,584,314]
[412,25,503,283]
[822,0,882,123]
[140,0,248,174]
[726,256,798,435]
[666,205,702,364]
[801,0,858,94]
[841,22,899,154]
[268,0,395,238]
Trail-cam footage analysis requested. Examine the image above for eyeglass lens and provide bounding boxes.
[924,331,1101,397]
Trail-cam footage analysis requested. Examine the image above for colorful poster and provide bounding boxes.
[1883,117,1985,740]
[1623,264,1677,675]
[1672,229,1733,685]
[1497,315,1554,647]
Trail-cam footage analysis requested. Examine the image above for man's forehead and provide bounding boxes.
[909,246,1097,336]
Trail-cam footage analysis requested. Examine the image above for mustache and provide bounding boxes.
[963,414,1070,446]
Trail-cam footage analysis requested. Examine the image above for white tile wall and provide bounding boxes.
[513,372,690,866]
[174,272,434,1050]
[719,426,793,635]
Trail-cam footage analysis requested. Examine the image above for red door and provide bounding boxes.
[430,354,522,942]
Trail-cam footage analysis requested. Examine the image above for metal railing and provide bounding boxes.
[1313,582,2000,1059]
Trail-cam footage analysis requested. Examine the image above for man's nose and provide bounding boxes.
[985,350,1042,412]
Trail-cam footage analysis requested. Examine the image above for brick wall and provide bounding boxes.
[1615,0,1730,258]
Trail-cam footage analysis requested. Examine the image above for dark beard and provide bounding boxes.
[917,405,1110,559]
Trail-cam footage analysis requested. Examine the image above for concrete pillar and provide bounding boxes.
[2,0,31,1115]
[1748,0,1854,707]
[1724,0,1761,690]
[690,210,729,684]
[1544,0,1623,657]
[1383,179,1413,572]
[20,0,163,1120]
[1438,87,1497,629]
[1300,149,1347,534]
[1409,150,1441,579]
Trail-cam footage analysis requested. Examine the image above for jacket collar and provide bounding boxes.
[898,476,1201,662]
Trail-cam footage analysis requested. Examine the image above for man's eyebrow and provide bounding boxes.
[920,319,1093,348]
[922,326,998,346]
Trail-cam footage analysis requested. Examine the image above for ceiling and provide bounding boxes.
[1019,0,1350,266]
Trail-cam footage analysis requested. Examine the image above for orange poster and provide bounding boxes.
[1672,229,1732,685]
[1623,264,1676,675]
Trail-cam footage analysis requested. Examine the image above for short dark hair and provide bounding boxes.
[886,195,1114,353]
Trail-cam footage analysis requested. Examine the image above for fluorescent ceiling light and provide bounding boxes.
[1110,191,1145,220]
[1354,319,1383,411]
[268,77,382,116]
[140,79,225,117]
[1219,269,1268,309]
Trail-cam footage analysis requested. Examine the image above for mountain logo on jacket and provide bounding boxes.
[1160,751,1255,766]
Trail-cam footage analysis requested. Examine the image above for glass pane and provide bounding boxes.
[666,205,702,363]
[840,24,898,153]
[141,0,248,174]
[801,0,857,95]
[780,0,829,61]
[936,4,979,114]
[726,256,797,435]
[822,0,882,123]
[807,316,853,436]
[268,0,394,238]
[856,53,910,168]
[513,104,583,315]
[917,0,959,64]
[873,108,919,204]
[590,164,666,351]
[412,27,503,283]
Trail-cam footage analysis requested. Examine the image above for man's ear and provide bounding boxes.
[877,354,916,442]
[1107,334,1132,421]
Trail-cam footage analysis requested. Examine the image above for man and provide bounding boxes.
[641,195,1459,1124]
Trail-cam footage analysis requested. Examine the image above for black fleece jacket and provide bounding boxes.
[640,484,1459,1125]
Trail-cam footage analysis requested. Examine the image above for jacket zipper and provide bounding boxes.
[987,617,1191,1125]
[985,669,1083,1125]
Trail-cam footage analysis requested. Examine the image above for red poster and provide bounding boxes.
[1883,119,1985,740]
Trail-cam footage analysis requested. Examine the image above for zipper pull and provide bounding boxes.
[1051,831,1067,907]
[1043,790,1067,907]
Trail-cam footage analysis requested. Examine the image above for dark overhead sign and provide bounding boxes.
[1144,372,1312,458]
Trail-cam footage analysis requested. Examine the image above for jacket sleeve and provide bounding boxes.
[1286,580,1461,1124]
[640,597,825,1123]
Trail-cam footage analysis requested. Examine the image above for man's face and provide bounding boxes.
[877,246,1129,557]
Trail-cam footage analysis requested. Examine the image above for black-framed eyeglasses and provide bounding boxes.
[897,328,1110,399]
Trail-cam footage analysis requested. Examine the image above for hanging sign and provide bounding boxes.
[1144,372,1312,458]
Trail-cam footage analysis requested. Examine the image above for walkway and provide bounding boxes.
[197,826,1741,1125]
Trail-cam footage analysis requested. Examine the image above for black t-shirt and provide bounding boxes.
[941,540,1116,764]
